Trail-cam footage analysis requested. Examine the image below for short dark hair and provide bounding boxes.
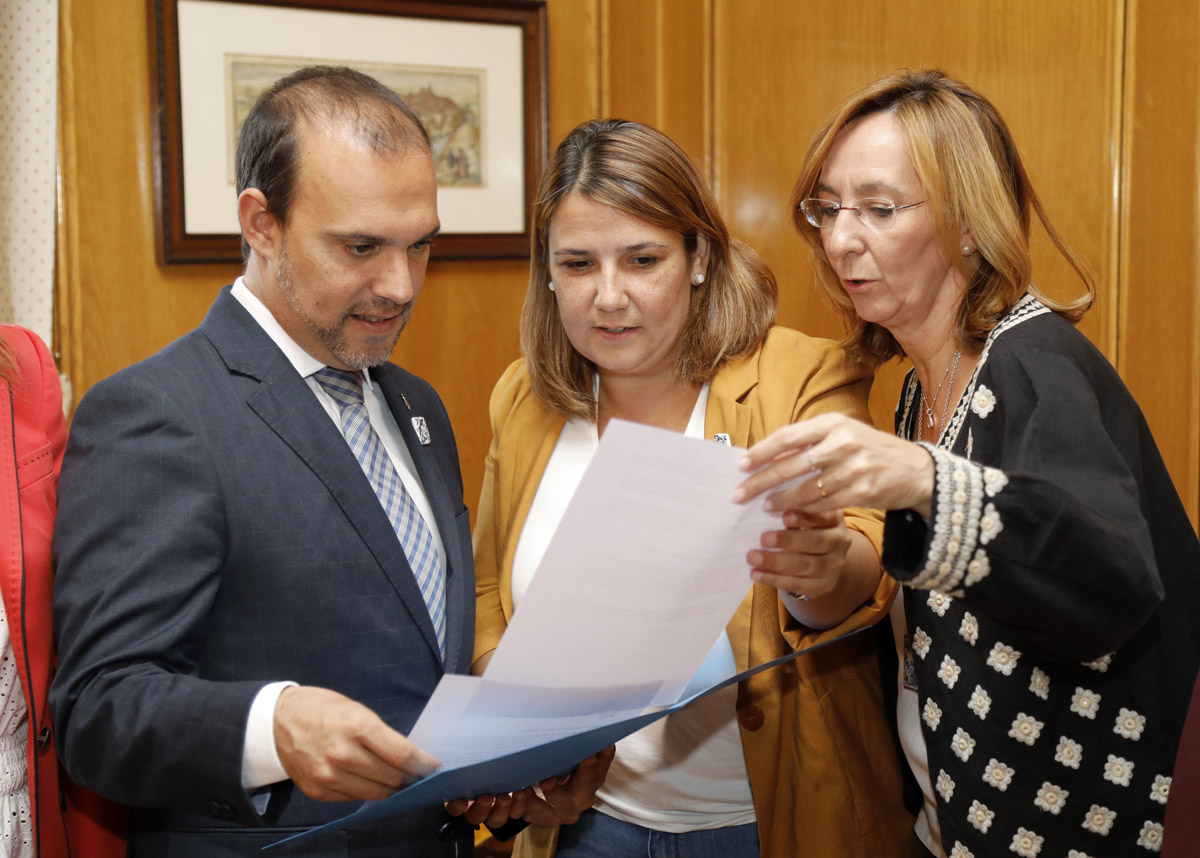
[523,119,777,419]
[234,65,431,261]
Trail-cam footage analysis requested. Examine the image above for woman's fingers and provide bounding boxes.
[734,447,812,505]
[748,509,851,598]
[784,508,841,530]
[739,413,841,473]
[735,413,851,504]
[737,413,936,514]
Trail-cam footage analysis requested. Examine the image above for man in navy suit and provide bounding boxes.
[49,67,606,857]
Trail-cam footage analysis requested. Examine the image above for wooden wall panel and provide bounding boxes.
[601,0,709,167]
[1119,0,1200,523]
[711,0,1121,435]
[56,0,1199,529]
[57,0,241,397]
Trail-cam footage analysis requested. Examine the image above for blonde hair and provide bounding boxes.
[790,69,1094,366]
[0,334,16,384]
[522,119,777,419]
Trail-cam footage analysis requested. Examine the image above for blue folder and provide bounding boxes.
[266,626,862,850]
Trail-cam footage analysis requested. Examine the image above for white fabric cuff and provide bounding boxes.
[241,681,298,791]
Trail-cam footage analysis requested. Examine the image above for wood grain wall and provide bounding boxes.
[57,0,1199,529]
[1119,0,1200,529]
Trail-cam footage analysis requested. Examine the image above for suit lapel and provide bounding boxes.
[201,290,444,663]
[706,352,758,449]
[705,352,762,672]
[498,406,566,625]
[374,367,467,668]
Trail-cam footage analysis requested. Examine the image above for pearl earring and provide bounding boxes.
[548,281,555,292]
[962,245,973,256]
[693,272,705,285]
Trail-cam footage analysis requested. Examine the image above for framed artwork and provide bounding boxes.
[151,0,548,263]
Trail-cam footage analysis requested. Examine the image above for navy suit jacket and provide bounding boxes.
[50,288,475,857]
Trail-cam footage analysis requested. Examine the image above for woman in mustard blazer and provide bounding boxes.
[473,120,924,858]
[1,326,126,857]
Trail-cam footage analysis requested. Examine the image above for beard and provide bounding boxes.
[276,243,408,369]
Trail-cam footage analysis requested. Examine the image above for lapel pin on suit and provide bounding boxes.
[712,433,730,445]
[412,416,431,445]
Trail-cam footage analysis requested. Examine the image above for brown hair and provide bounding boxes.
[523,119,777,419]
[790,69,1094,366]
[235,65,430,262]
[0,334,15,384]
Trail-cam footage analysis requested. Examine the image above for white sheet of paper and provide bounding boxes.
[407,674,644,771]
[407,620,739,772]
[483,418,810,705]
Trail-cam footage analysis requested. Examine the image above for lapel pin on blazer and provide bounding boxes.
[712,433,731,445]
[401,393,411,410]
[412,416,431,446]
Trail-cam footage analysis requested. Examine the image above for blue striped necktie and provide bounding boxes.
[313,367,447,659]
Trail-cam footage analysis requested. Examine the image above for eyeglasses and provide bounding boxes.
[798,198,927,230]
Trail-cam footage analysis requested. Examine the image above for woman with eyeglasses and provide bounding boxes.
[736,69,1200,857]
[473,118,925,858]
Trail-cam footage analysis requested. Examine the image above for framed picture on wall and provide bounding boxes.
[151,0,548,263]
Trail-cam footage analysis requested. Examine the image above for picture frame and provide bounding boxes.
[151,0,548,263]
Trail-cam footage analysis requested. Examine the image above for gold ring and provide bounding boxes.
[816,478,829,499]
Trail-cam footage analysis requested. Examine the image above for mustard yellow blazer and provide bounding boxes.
[474,327,923,858]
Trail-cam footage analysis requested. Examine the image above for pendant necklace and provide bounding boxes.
[919,349,962,440]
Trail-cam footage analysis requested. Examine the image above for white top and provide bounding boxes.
[890,595,946,857]
[230,278,444,793]
[510,384,756,832]
[0,602,32,858]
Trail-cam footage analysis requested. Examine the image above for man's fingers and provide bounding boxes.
[274,685,439,802]
[361,724,440,783]
[296,767,402,803]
